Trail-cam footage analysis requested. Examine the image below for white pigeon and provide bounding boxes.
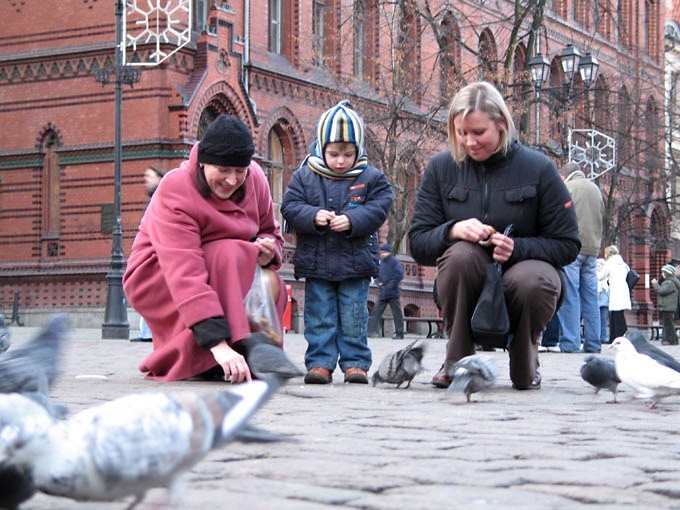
[447,355,497,403]
[0,380,277,509]
[611,336,680,409]
[0,393,57,510]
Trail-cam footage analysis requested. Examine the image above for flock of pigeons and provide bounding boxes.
[580,330,680,408]
[2,314,680,509]
[370,331,680,408]
[0,314,302,510]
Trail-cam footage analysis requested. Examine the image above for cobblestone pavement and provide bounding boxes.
[7,321,680,510]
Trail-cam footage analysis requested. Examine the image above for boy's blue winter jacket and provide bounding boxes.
[281,164,393,282]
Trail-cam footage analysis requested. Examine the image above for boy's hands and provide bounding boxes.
[315,209,335,227]
[314,210,351,232]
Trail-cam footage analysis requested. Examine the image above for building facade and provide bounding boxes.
[0,0,669,328]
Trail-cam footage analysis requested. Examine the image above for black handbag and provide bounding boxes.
[470,225,513,349]
[626,268,640,290]
[470,261,511,349]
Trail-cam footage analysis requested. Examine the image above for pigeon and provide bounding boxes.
[625,329,680,373]
[371,339,425,388]
[0,314,69,393]
[244,334,303,382]
[0,314,70,417]
[611,336,680,408]
[447,355,497,402]
[0,393,57,510]
[0,314,10,353]
[0,380,279,509]
[580,355,621,402]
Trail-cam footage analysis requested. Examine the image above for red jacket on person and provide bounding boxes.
[123,143,286,381]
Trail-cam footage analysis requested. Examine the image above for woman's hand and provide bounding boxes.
[490,232,514,263]
[254,237,276,266]
[210,341,252,384]
[449,218,495,244]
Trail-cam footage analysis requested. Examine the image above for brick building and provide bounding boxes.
[0,0,669,328]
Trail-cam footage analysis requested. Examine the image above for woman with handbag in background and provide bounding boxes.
[408,82,580,391]
[598,245,632,342]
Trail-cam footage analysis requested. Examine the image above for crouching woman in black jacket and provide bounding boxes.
[408,82,580,390]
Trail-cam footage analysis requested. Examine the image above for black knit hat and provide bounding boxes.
[198,114,255,168]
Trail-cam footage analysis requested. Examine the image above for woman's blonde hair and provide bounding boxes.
[604,245,619,258]
[447,81,517,163]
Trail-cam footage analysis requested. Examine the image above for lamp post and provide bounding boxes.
[528,43,600,153]
[94,0,141,339]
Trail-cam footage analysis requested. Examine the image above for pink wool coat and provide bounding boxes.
[123,143,286,381]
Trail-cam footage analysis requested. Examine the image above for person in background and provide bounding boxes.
[598,245,631,342]
[130,165,165,343]
[123,114,292,382]
[556,162,604,354]
[281,100,393,385]
[368,243,405,339]
[596,257,609,344]
[408,81,580,391]
[651,264,680,345]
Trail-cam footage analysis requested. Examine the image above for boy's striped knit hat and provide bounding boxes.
[316,100,365,155]
[662,263,676,276]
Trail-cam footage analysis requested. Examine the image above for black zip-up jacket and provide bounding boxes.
[408,141,580,268]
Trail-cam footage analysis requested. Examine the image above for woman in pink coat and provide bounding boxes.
[123,115,288,382]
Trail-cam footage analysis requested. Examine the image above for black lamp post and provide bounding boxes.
[94,0,141,339]
[528,43,600,150]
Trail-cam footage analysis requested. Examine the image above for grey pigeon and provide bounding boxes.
[0,314,10,353]
[245,334,303,382]
[611,336,680,408]
[0,380,279,509]
[626,329,680,373]
[580,354,621,402]
[0,314,69,394]
[0,314,70,417]
[447,355,497,402]
[372,339,425,388]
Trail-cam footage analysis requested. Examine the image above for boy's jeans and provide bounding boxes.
[558,254,601,352]
[303,277,372,372]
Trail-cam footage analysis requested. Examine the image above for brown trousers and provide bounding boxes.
[436,241,561,388]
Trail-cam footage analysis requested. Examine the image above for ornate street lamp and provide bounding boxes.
[95,0,191,339]
[529,44,597,145]
[578,53,600,88]
[558,44,582,83]
[94,0,142,339]
[528,53,551,89]
[528,44,612,177]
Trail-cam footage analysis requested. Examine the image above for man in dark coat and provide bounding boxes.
[368,243,405,339]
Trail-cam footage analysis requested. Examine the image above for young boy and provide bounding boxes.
[652,264,680,345]
[281,100,393,384]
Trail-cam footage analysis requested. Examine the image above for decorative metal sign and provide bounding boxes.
[568,129,616,179]
[123,0,192,66]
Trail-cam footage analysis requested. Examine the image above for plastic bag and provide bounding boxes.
[244,266,283,345]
